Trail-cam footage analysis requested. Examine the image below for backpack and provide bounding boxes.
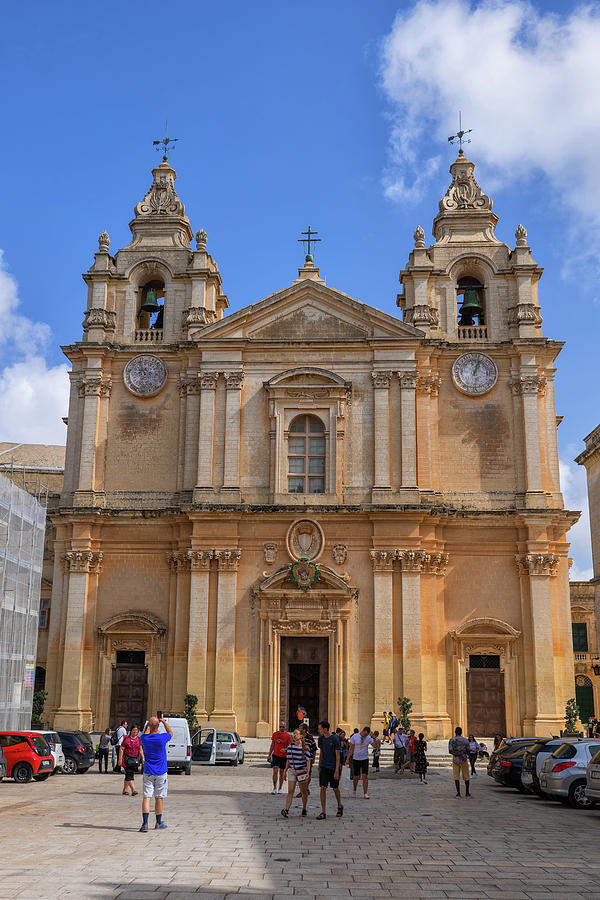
[110,730,121,746]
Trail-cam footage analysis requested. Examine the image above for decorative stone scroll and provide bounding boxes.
[511,375,547,396]
[82,308,116,332]
[508,304,543,327]
[182,307,215,329]
[404,305,440,328]
[273,620,337,634]
[78,376,112,398]
[62,550,103,573]
[371,371,393,389]
[135,166,183,218]
[515,553,560,576]
[439,156,492,212]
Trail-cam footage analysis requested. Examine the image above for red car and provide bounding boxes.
[0,731,54,783]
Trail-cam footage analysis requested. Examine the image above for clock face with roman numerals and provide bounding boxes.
[451,352,498,396]
[123,355,167,397]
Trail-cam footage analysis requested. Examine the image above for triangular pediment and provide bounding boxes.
[197,277,423,341]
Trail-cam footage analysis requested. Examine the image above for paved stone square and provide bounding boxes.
[1,762,600,899]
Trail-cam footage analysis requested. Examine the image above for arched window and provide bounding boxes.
[137,280,165,330]
[287,415,326,494]
[457,276,485,326]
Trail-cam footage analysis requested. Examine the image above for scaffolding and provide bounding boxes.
[0,472,46,729]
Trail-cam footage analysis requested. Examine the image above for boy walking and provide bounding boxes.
[268,722,292,794]
[316,720,343,819]
[448,726,471,798]
[139,716,173,832]
[348,726,373,798]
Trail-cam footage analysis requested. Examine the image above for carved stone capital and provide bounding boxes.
[332,543,347,565]
[186,549,214,571]
[214,549,242,571]
[421,552,449,575]
[167,551,191,572]
[398,371,418,390]
[62,550,103,574]
[371,371,393,390]
[511,375,546,396]
[370,550,396,572]
[78,376,112,398]
[224,371,244,390]
[264,542,278,565]
[178,376,202,396]
[508,304,542,327]
[515,553,560,576]
[404,305,439,328]
[182,307,214,330]
[398,549,426,572]
[416,374,442,396]
[82,308,116,332]
[200,371,219,390]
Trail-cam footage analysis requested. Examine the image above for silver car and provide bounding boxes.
[193,730,245,765]
[30,730,65,773]
[539,739,600,809]
[585,747,600,803]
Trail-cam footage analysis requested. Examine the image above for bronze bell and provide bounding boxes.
[458,289,483,326]
[141,287,161,314]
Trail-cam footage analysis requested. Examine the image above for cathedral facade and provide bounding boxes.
[46,153,577,738]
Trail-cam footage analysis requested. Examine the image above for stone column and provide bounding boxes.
[195,372,219,496]
[185,550,213,720]
[399,550,425,723]
[75,376,111,505]
[398,372,418,493]
[517,553,561,732]
[371,371,393,500]
[180,377,201,491]
[222,371,244,499]
[370,550,396,729]
[53,549,102,730]
[512,375,546,507]
[211,549,241,729]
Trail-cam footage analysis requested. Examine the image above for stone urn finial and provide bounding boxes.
[98,230,110,253]
[196,228,207,250]
[413,225,425,249]
[515,223,528,247]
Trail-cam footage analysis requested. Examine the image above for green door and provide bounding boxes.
[575,681,595,723]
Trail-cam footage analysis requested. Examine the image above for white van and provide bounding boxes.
[142,716,192,775]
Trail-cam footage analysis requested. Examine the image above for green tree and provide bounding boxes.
[184,693,199,734]
[397,696,412,731]
[32,690,48,726]
[564,697,580,733]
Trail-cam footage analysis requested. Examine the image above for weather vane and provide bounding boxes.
[298,226,321,264]
[153,120,179,162]
[448,111,472,154]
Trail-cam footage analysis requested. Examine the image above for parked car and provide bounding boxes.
[57,731,96,774]
[192,729,245,766]
[521,739,564,795]
[491,740,540,790]
[30,730,65,773]
[0,731,54,783]
[0,743,7,780]
[585,746,600,804]
[487,738,542,777]
[143,716,192,775]
[539,739,600,809]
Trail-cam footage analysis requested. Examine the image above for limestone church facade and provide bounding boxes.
[46,152,577,738]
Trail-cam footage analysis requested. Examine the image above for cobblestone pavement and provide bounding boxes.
[2,762,600,899]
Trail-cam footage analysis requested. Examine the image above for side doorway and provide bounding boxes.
[109,650,148,728]
[467,655,506,737]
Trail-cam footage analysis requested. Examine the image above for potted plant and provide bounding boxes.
[560,698,582,738]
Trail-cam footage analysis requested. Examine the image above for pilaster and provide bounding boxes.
[211,549,241,729]
[398,370,419,501]
[512,374,546,507]
[221,371,244,500]
[73,375,111,506]
[184,549,212,720]
[194,371,219,500]
[371,371,392,500]
[370,550,395,728]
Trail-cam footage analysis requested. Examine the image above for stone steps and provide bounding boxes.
[243,750,454,768]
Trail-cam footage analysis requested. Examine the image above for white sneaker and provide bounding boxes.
[423,779,428,784]
[277,788,283,794]
[363,793,370,799]
[271,788,277,794]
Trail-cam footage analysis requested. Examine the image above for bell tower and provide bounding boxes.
[398,151,543,343]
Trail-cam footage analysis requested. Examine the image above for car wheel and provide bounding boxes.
[13,763,33,784]
[569,780,596,810]
[62,757,78,775]
[230,756,239,766]
[185,764,192,776]
[239,753,244,765]
[34,773,50,781]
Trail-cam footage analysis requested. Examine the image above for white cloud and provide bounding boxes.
[559,457,593,581]
[0,252,69,445]
[381,0,600,223]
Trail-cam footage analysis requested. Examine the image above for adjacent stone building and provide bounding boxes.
[45,151,577,738]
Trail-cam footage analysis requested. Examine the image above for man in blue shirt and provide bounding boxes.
[139,716,172,832]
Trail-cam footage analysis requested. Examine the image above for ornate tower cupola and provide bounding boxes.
[398,152,543,343]
[81,160,228,345]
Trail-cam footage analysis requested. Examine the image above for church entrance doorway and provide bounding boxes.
[467,655,505,737]
[109,650,148,728]
[576,677,595,722]
[280,637,328,733]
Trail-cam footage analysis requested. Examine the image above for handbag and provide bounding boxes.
[290,750,308,782]
[125,755,139,769]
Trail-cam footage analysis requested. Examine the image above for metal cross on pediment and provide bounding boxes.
[448,111,472,154]
[153,120,179,162]
[298,226,321,263]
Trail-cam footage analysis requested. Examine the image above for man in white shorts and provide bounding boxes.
[139,716,172,832]
[348,726,374,798]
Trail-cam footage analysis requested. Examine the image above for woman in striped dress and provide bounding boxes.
[281,729,311,817]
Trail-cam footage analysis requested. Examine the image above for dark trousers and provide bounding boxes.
[98,749,109,772]
[469,752,478,775]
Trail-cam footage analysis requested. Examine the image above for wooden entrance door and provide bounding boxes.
[110,660,148,728]
[288,664,320,731]
[467,669,506,737]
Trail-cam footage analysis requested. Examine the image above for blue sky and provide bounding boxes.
[0,0,597,575]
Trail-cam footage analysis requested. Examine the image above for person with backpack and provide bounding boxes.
[389,712,398,738]
[111,720,128,772]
